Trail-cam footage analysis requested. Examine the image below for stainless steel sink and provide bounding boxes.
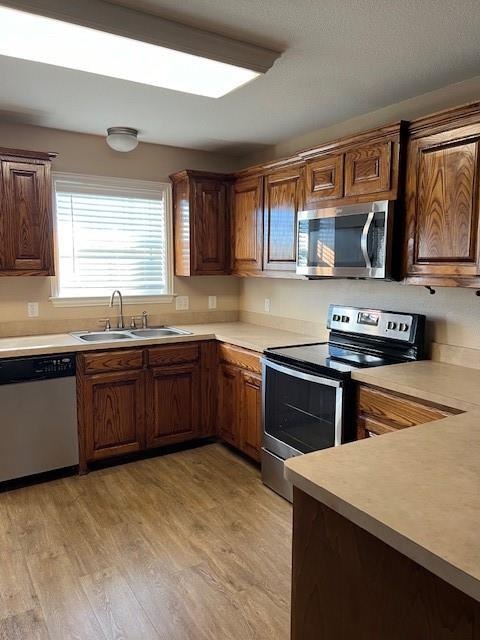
[71,327,191,342]
[74,332,133,342]
[129,328,191,338]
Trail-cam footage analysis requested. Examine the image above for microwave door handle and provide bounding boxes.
[360,211,375,269]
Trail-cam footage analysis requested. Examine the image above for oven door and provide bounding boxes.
[262,359,344,460]
[296,200,393,278]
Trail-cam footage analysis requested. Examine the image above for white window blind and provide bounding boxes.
[53,174,172,299]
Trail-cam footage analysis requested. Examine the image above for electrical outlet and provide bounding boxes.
[208,295,217,310]
[27,302,39,318]
[175,295,189,311]
[264,298,271,313]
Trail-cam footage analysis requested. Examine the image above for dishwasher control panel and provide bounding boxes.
[0,353,76,385]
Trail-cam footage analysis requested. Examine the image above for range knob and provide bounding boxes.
[341,315,350,323]
[332,314,341,322]
[387,321,397,330]
[399,323,409,332]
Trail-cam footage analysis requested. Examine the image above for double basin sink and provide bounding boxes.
[71,327,192,343]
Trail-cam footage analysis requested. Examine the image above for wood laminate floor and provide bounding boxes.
[0,443,292,640]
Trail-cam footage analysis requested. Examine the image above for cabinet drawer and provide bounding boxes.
[358,385,456,430]
[81,349,144,374]
[147,342,200,367]
[218,343,261,373]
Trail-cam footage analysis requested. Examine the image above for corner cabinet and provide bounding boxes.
[404,104,480,287]
[0,148,57,276]
[170,170,232,276]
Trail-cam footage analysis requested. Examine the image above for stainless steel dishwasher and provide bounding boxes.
[0,353,79,482]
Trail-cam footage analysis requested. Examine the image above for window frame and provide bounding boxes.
[50,172,175,307]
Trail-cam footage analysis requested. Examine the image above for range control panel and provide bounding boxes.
[327,305,417,343]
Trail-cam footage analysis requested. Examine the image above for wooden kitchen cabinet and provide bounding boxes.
[302,123,403,208]
[217,363,240,447]
[146,362,201,448]
[239,370,262,462]
[217,343,262,461]
[263,165,304,273]
[232,174,264,274]
[76,341,210,471]
[79,369,146,465]
[356,383,460,439]
[404,103,480,287]
[0,148,57,275]
[170,170,232,276]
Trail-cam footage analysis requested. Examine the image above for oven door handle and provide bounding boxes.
[360,211,375,269]
[262,358,343,388]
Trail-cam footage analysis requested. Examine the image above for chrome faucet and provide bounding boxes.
[109,290,124,329]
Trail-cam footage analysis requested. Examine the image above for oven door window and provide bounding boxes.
[264,364,342,454]
[297,212,386,269]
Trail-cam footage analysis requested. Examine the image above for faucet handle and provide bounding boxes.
[142,311,148,328]
[98,318,111,332]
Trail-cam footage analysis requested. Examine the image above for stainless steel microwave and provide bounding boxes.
[296,200,394,279]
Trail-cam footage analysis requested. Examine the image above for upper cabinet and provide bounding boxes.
[232,174,263,274]
[302,123,404,209]
[170,170,232,276]
[263,164,304,272]
[404,103,480,287]
[0,148,57,276]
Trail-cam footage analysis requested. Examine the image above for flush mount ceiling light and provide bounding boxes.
[0,1,281,98]
[106,127,139,152]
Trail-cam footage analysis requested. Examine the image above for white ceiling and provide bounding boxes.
[1,0,480,155]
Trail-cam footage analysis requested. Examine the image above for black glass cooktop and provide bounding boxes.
[265,342,400,378]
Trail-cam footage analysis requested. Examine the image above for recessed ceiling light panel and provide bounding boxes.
[0,6,261,98]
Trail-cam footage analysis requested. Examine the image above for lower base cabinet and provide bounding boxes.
[217,344,262,462]
[81,369,146,464]
[76,340,263,471]
[146,362,201,448]
[356,383,461,438]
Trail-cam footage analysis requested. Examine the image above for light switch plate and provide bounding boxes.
[27,302,39,317]
[175,295,189,311]
[264,298,271,313]
[208,295,217,310]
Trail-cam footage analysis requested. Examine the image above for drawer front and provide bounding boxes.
[358,385,456,430]
[147,342,200,367]
[81,349,144,374]
[218,343,261,373]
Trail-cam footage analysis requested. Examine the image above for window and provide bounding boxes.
[51,173,173,305]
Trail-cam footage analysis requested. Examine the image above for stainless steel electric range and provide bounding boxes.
[261,304,426,501]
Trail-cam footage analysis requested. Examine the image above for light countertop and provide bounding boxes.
[286,355,480,602]
[0,321,318,359]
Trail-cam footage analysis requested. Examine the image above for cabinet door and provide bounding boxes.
[81,370,145,463]
[146,362,201,448]
[304,154,343,207]
[232,175,263,272]
[192,178,229,274]
[344,141,392,197]
[239,371,262,462]
[405,127,480,281]
[1,159,54,274]
[217,363,240,446]
[263,166,303,272]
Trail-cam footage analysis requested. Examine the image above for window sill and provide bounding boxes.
[49,294,175,308]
